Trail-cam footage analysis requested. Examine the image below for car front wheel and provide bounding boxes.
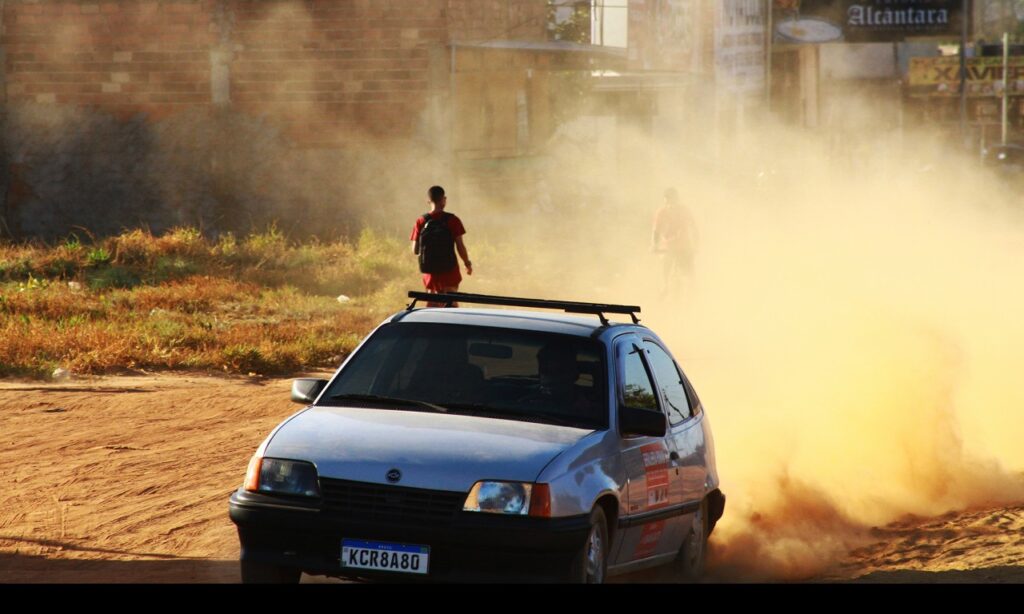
[569,507,609,583]
[240,559,301,584]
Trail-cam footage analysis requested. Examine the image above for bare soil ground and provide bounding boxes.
[830,506,1024,583]
[2,374,1023,583]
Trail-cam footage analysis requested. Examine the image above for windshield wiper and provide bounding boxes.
[441,402,530,421]
[328,394,448,414]
[443,402,499,414]
[443,403,587,428]
[526,411,578,427]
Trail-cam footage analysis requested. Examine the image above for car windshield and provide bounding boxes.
[320,322,608,429]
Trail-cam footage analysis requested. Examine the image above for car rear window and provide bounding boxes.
[321,323,608,429]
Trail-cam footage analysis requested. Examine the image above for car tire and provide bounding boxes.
[240,559,302,584]
[674,498,708,582]
[569,506,609,584]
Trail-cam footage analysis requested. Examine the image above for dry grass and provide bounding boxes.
[0,227,410,379]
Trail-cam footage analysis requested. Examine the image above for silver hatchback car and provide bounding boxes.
[229,292,724,583]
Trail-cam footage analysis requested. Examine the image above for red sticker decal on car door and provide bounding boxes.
[634,443,670,559]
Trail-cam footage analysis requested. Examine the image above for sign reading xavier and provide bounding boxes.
[774,0,966,43]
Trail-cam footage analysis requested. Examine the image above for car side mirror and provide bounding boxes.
[619,406,667,438]
[291,378,328,405]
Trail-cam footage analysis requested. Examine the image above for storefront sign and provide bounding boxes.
[773,0,966,43]
[716,0,767,95]
[908,56,1024,97]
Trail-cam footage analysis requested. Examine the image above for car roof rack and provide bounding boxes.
[406,291,641,326]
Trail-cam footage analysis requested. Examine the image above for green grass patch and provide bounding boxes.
[0,226,412,379]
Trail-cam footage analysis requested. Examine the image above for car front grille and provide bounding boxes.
[319,478,465,526]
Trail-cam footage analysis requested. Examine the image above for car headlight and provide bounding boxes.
[245,457,320,498]
[463,481,552,517]
[464,481,532,515]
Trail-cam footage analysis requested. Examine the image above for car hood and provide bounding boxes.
[264,405,596,493]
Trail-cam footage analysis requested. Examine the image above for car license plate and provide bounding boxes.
[341,539,430,575]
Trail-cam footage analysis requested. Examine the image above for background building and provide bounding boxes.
[0,0,770,239]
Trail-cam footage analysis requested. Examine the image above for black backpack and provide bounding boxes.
[417,212,457,273]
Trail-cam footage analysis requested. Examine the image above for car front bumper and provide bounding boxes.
[228,488,591,582]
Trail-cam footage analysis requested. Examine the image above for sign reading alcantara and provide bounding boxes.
[773,0,966,43]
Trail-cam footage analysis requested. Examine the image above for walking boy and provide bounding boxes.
[411,185,473,306]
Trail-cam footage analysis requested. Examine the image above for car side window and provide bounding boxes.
[683,375,702,415]
[643,341,691,425]
[620,343,659,411]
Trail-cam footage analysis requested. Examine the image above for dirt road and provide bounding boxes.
[2,374,1022,583]
[0,373,292,582]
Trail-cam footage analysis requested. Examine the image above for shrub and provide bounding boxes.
[0,223,416,378]
[88,266,141,290]
[87,247,112,267]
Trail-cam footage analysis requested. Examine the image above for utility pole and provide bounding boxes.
[0,0,6,107]
[0,0,9,238]
[209,0,236,233]
[765,0,773,109]
[959,0,969,145]
[1002,31,1010,145]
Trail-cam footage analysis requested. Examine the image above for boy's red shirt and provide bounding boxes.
[410,210,466,290]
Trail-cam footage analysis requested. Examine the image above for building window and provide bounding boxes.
[547,1,628,47]
[548,0,593,44]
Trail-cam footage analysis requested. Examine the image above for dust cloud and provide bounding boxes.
[8,2,1024,579]
[457,93,1024,580]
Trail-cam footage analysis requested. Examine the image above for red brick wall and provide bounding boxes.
[0,0,569,238]
[0,0,554,146]
[228,0,448,147]
[2,0,215,120]
[446,0,548,43]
